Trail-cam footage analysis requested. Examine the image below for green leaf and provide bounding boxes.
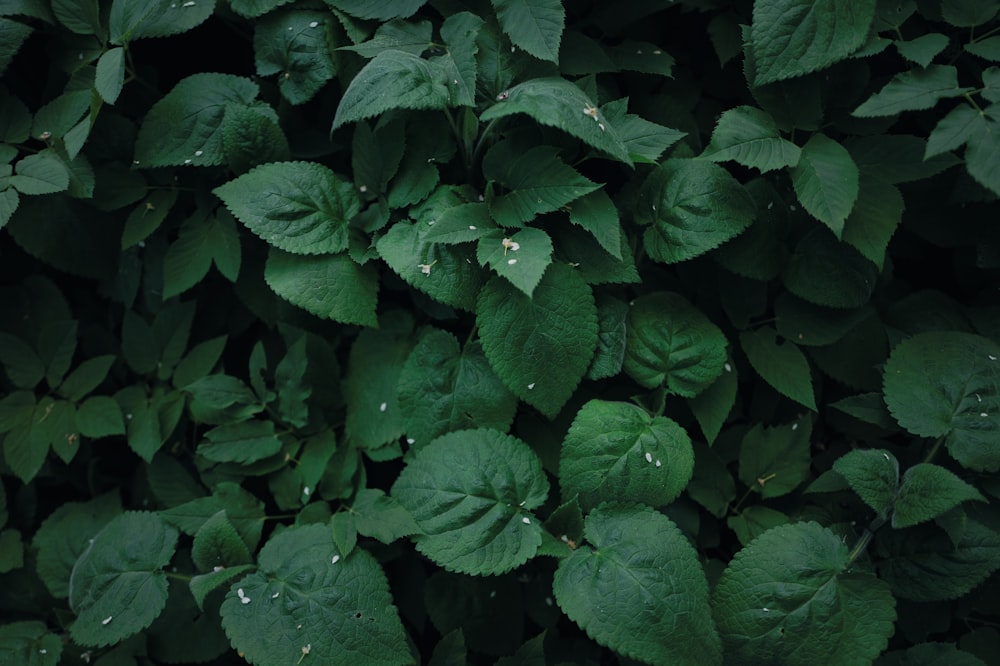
[68,512,178,648]
[560,400,694,511]
[214,161,359,255]
[783,229,878,309]
[33,492,121,599]
[10,151,70,195]
[344,323,412,450]
[0,18,32,76]
[586,294,628,381]
[567,189,621,259]
[879,643,990,666]
[3,396,75,482]
[878,518,1000,601]
[553,503,722,666]
[221,103,292,173]
[121,188,177,250]
[332,50,451,129]
[0,188,18,229]
[376,220,485,311]
[727,506,790,546]
[853,65,972,117]
[254,11,336,105]
[350,488,422,544]
[895,33,950,67]
[749,0,877,86]
[264,249,378,327]
[434,12,484,107]
[883,331,1000,472]
[160,482,265,550]
[964,108,1000,196]
[483,143,599,227]
[701,105,801,172]
[135,73,258,167]
[841,176,904,269]
[832,449,899,515]
[892,464,985,529]
[713,522,896,664]
[480,77,632,164]
[0,528,22,572]
[110,0,214,43]
[941,0,999,27]
[0,621,62,666]
[636,159,755,264]
[391,428,548,575]
[476,227,553,296]
[845,134,960,185]
[688,358,737,444]
[220,523,410,666]
[95,47,126,105]
[738,417,812,498]
[199,420,282,464]
[191,510,252,570]
[600,98,686,164]
[739,326,817,411]
[324,0,425,20]
[189,565,254,611]
[76,396,126,438]
[790,134,859,237]
[341,19,432,57]
[0,332,44,388]
[965,36,1000,61]
[491,0,565,63]
[397,329,516,447]
[477,264,598,418]
[274,337,310,428]
[623,291,728,397]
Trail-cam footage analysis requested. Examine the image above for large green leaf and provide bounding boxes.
[701,105,801,172]
[254,11,335,105]
[560,400,694,511]
[332,50,451,129]
[220,524,410,665]
[738,417,812,498]
[397,329,516,447]
[491,0,565,63]
[883,331,1000,472]
[554,503,722,666]
[434,12,484,107]
[623,292,728,397]
[68,512,178,648]
[391,428,549,575]
[739,326,816,410]
[264,249,378,327]
[892,463,985,528]
[479,77,632,164]
[832,449,899,516]
[636,159,755,264]
[477,264,597,418]
[853,65,972,117]
[135,73,259,167]
[748,0,877,86]
[214,161,359,255]
[790,134,859,237]
[713,522,896,664]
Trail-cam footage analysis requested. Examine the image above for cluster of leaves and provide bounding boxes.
[1,0,1000,664]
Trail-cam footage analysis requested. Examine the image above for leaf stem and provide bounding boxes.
[166,572,193,582]
[922,435,946,465]
[846,514,885,568]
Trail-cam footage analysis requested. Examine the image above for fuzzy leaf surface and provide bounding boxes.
[853,65,972,117]
[264,249,378,327]
[832,449,899,515]
[554,503,722,666]
[892,463,985,528]
[391,428,549,575]
[701,105,800,172]
[491,0,564,63]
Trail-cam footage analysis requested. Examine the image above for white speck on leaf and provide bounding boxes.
[981,412,989,417]
[302,644,311,655]
[724,362,732,372]
[418,263,434,275]
[214,565,224,572]
[102,616,112,625]
[359,185,367,193]
[653,49,662,54]
[194,150,203,156]
[791,423,798,430]
[598,122,605,131]
[331,555,341,564]
[502,237,520,253]
[882,452,890,461]
[182,1,195,7]
[507,258,517,265]
[990,355,997,361]
[655,460,662,467]
[406,438,415,445]
[183,159,192,164]
[527,382,535,390]
[272,591,280,598]
[303,486,310,495]
[469,225,477,230]
[379,402,387,412]
[763,607,770,612]
[545,597,553,606]
[309,21,319,27]
[644,452,653,463]
[522,517,530,524]
[977,393,982,402]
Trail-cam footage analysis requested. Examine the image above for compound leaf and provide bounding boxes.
[554,503,721,666]
[477,264,597,418]
[560,400,694,511]
[68,512,178,648]
[391,428,549,575]
[712,521,895,664]
[220,523,410,665]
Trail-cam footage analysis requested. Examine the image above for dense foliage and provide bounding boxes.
[1,0,1000,664]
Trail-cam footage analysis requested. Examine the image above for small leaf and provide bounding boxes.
[964,109,1000,196]
[480,77,632,164]
[199,420,282,464]
[853,65,972,117]
[791,134,860,238]
[343,324,412,450]
[264,249,378,327]
[623,291,728,397]
[832,449,899,515]
[254,11,335,105]
[68,512,178,648]
[0,621,63,666]
[0,18,32,76]
[324,0,425,20]
[739,326,817,411]
[191,510,252,570]
[221,103,292,173]
[567,189,621,259]
[214,161,359,255]
[749,0,877,86]
[554,503,722,666]
[221,524,410,666]
[350,488,422,544]
[895,33,950,67]
[332,50,451,130]
[160,482,265,551]
[892,463,986,528]
[783,229,878,309]
[477,264,598,418]
[76,395,126,438]
[965,36,1000,61]
[11,151,70,195]
[491,0,565,63]
[841,176,904,269]
[738,417,812,498]
[135,73,259,167]
[701,105,801,173]
[396,328,516,447]
[636,159,756,264]
[941,0,999,27]
[391,428,549,575]
[712,522,896,664]
[95,48,126,105]
[476,227,553,296]
[688,358,737,444]
[0,332,44,388]
[883,331,1000,472]
[560,400,694,511]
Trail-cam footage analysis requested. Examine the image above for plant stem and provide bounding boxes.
[922,435,946,465]
[846,515,886,568]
